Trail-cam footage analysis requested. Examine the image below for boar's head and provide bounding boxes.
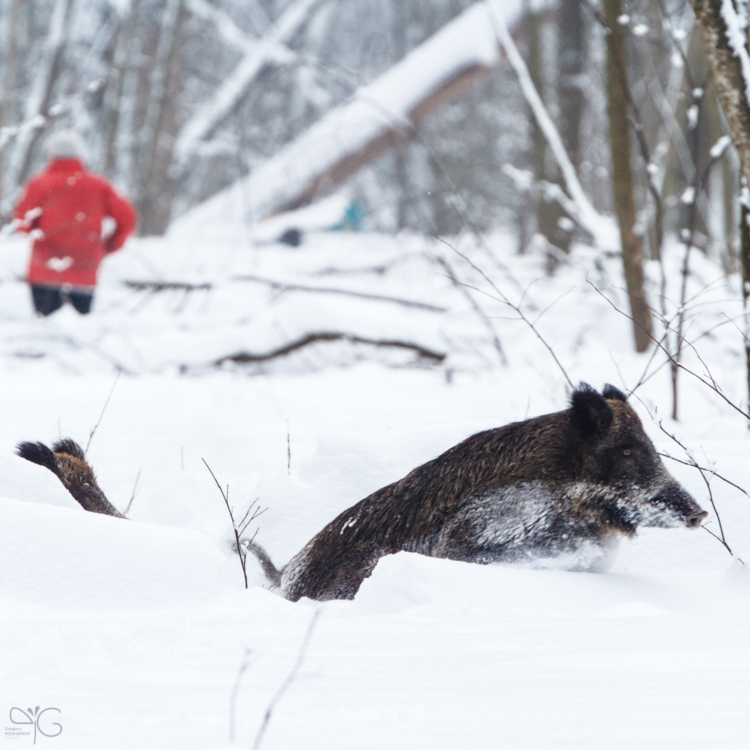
[569,384,708,532]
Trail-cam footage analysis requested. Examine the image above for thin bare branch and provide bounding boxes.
[436,237,573,388]
[86,372,121,455]
[659,451,750,500]
[123,469,141,516]
[252,608,322,750]
[229,648,253,744]
[589,281,749,419]
[233,274,447,312]
[432,255,507,366]
[203,458,257,588]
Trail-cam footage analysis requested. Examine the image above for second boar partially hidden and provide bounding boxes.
[16,438,125,518]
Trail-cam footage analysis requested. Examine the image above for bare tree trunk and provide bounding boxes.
[741,200,750,412]
[0,0,22,213]
[690,0,750,415]
[393,0,410,230]
[527,7,569,267]
[103,0,142,178]
[558,0,585,171]
[691,0,750,185]
[12,0,74,189]
[603,0,653,352]
[137,0,185,235]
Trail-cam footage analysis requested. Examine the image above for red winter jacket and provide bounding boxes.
[14,159,137,289]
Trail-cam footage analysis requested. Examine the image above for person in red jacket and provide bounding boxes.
[14,130,137,316]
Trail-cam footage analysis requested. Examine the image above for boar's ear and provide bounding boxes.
[602,384,628,402]
[571,383,613,438]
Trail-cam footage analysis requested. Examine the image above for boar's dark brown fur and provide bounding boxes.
[246,384,707,601]
[16,438,125,518]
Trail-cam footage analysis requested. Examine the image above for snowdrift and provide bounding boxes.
[0,496,225,609]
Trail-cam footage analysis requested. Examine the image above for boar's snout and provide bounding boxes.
[643,480,708,529]
[686,510,708,528]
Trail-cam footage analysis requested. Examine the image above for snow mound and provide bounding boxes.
[0,452,82,510]
[0,497,226,609]
[350,550,750,619]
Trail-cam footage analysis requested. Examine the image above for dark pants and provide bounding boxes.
[31,285,94,316]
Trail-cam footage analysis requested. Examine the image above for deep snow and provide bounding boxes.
[0,224,749,749]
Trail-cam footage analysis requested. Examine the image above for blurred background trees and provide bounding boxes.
[0,0,742,266]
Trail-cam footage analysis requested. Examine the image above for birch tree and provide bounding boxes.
[690,0,750,412]
[0,0,23,211]
[10,0,74,189]
[137,0,186,234]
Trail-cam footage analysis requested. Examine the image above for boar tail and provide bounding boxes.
[244,540,282,587]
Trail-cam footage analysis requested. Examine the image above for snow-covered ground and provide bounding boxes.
[0,225,748,748]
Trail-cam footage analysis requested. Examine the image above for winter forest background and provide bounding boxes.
[1,1,750,749]
[0,0,723,237]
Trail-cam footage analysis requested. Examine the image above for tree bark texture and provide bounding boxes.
[527,8,570,263]
[137,0,186,236]
[691,0,750,414]
[0,0,22,212]
[14,0,73,188]
[603,0,653,353]
[741,200,750,413]
[691,0,750,185]
[558,0,585,169]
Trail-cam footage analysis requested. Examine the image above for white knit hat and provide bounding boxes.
[46,129,86,161]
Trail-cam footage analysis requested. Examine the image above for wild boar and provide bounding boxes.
[16,438,126,518]
[246,384,707,601]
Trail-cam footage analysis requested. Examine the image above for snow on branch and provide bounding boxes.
[171,1,539,235]
[720,0,750,106]
[8,0,73,185]
[174,0,325,163]
[486,1,612,249]
[185,0,270,51]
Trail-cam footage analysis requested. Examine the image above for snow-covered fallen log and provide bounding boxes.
[170,0,539,237]
[174,0,325,164]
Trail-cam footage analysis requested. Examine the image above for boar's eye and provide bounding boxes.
[623,449,631,456]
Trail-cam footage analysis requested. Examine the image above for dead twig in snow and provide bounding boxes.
[123,280,212,292]
[229,648,253,744]
[85,372,121,455]
[203,459,266,588]
[252,608,322,750]
[287,421,291,475]
[123,469,141,516]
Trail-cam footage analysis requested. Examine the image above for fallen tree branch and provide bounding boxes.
[211,332,446,366]
[123,276,445,312]
[124,280,212,292]
[232,274,446,312]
